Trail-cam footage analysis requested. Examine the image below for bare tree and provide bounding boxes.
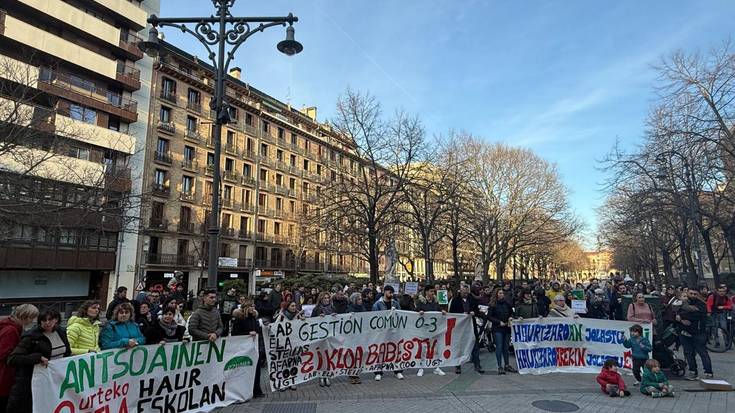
[317,89,424,284]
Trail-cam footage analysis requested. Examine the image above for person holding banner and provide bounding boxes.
[548,295,578,318]
[6,309,71,413]
[488,289,517,375]
[0,304,39,413]
[188,290,224,342]
[231,301,266,398]
[100,302,146,350]
[449,285,484,374]
[372,285,405,381]
[312,292,336,317]
[416,288,447,377]
[65,300,101,355]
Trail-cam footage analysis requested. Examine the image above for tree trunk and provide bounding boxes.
[423,236,432,284]
[369,232,379,285]
[699,228,721,286]
[661,248,673,286]
[722,224,735,271]
[451,237,460,280]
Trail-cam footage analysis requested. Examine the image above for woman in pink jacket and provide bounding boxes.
[627,292,657,328]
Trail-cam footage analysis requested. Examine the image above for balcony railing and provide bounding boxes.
[146,253,195,266]
[160,90,177,104]
[157,120,175,134]
[243,149,256,160]
[119,31,143,59]
[177,222,196,234]
[224,143,239,155]
[259,156,272,167]
[151,183,170,197]
[238,230,253,239]
[116,62,141,90]
[244,124,257,135]
[241,176,256,187]
[148,217,168,230]
[182,158,198,171]
[274,185,289,196]
[204,164,215,176]
[240,203,256,214]
[223,170,239,182]
[221,227,236,238]
[186,100,202,113]
[38,68,138,119]
[184,129,203,143]
[238,258,253,268]
[275,160,289,172]
[179,191,195,202]
[154,151,172,164]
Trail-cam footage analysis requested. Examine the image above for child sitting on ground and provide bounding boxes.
[596,359,631,397]
[640,359,675,397]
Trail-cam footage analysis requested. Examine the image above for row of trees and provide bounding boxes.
[306,89,583,284]
[600,40,735,287]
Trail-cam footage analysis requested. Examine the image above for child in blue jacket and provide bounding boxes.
[623,324,652,385]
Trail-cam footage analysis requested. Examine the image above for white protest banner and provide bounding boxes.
[32,336,259,413]
[512,317,652,375]
[301,304,316,318]
[265,310,475,390]
[404,282,419,295]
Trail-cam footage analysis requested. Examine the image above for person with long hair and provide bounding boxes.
[487,289,516,375]
[6,309,71,413]
[231,300,264,398]
[676,290,713,380]
[0,304,39,413]
[66,300,101,355]
[311,292,335,317]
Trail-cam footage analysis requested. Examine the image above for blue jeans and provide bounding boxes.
[494,330,510,368]
[679,333,713,375]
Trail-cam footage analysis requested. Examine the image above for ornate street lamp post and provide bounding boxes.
[140,0,302,289]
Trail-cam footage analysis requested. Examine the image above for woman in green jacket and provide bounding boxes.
[640,359,674,397]
[66,300,102,355]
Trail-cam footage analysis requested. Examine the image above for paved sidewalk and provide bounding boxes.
[217,349,735,413]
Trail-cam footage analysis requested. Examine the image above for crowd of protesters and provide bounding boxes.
[1,274,734,411]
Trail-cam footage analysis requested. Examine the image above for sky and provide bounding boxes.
[160,0,735,248]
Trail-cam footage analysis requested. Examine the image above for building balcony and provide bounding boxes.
[224,143,239,156]
[160,90,177,104]
[221,227,236,238]
[241,176,256,187]
[204,164,215,176]
[104,164,132,193]
[186,101,202,113]
[244,124,257,136]
[275,160,289,172]
[0,241,116,271]
[119,31,144,60]
[182,158,198,172]
[54,114,135,154]
[145,253,195,266]
[184,129,203,144]
[148,217,168,231]
[238,230,253,240]
[177,222,197,234]
[179,191,195,203]
[274,185,290,196]
[240,203,256,214]
[221,198,238,210]
[154,151,172,165]
[116,62,141,91]
[243,149,256,160]
[259,182,274,193]
[223,170,239,183]
[157,120,175,134]
[259,156,273,167]
[238,258,253,268]
[151,183,170,198]
[38,69,138,123]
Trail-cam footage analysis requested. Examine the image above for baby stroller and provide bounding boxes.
[475,315,495,353]
[652,325,686,378]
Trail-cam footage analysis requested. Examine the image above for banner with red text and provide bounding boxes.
[512,317,652,375]
[32,336,259,413]
[265,310,474,390]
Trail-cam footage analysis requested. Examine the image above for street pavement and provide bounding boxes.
[217,348,735,413]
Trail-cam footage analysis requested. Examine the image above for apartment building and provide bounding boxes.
[138,42,368,291]
[0,0,159,309]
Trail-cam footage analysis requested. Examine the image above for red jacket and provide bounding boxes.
[596,367,626,393]
[0,318,22,396]
[706,294,733,313]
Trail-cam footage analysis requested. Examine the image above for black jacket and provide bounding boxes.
[678,299,708,335]
[7,327,71,413]
[144,321,186,343]
[449,295,480,315]
[106,297,130,320]
[416,300,442,312]
[255,298,276,321]
[487,301,514,332]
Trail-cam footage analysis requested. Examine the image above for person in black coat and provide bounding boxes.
[448,285,483,374]
[487,290,516,375]
[231,300,265,397]
[144,308,186,344]
[255,291,276,322]
[7,310,71,413]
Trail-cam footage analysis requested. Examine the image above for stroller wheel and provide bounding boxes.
[670,360,687,377]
